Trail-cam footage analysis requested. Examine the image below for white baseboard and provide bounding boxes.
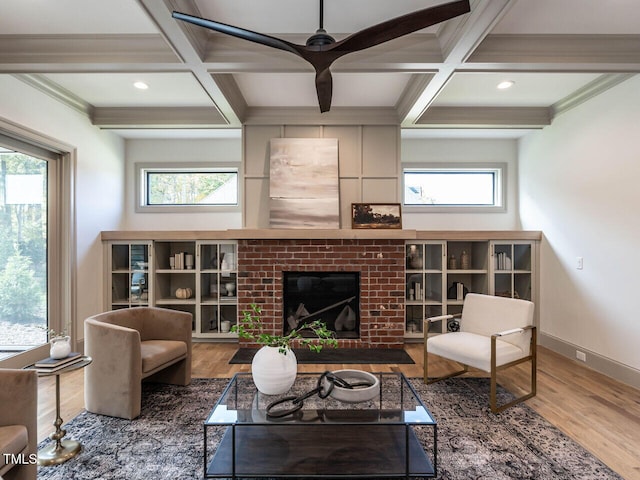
[539,333,640,390]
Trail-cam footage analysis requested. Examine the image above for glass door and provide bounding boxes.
[0,148,49,360]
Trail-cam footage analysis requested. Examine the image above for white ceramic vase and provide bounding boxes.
[50,335,71,359]
[251,346,297,395]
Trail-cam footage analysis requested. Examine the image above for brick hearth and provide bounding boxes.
[237,239,406,348]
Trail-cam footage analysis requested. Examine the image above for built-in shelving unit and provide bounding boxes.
[404,238,537,338]
[103,230,539,342]
[104,238,237,340]
[491,241,534,301]
[197,241,238,339]
[405,241,445,339]
[105,241,152,310]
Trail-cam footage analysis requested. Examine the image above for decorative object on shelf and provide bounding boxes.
[220,254,230,270]
[232,303,338,395]
[132,276,145,301]
[169,257,175,269]
[224,282,236,296]
[447,281,468,300]
[352,203,402,229]
[448,253,457,270]
[185,254,194,269]
[495,252,512,270]
[209,283,219,296]
[407,244,423,269]
[222,252,235,270]
[220,320,231,333]
[175,287,193,299]
[49,334,72,360]
[460,250,470,270]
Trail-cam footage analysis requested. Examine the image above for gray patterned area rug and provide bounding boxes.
[37,377,621,480]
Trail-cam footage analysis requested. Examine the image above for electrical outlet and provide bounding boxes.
[577,257,584,270]
[576,350,587,362]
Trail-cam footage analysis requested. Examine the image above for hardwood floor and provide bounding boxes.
[37,343,640,480]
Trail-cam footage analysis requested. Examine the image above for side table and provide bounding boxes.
[26,355,92,466]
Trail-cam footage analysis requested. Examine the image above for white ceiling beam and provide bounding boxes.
[92,106,227,128]
[401,0,516,127]
[415,106,550,128]
[136,0,241,126]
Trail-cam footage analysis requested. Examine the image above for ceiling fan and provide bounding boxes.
[173,0,470,113]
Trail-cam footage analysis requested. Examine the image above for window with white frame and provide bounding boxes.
[402,164,505,211]
[136,163,239,212]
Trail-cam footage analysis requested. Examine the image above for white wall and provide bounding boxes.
[519,75,640,377]
[243,125,401,229]
[124,138,242,230]
[402,138,520,230]
[0,75,125,340]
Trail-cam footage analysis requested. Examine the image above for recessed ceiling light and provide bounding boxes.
[497,80,515,90]
[133,81,149,90]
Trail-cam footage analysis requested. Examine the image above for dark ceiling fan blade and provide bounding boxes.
[172,12,304,57]
[329,0,470,55]
[314,67,333,113]
[172,1,471,114]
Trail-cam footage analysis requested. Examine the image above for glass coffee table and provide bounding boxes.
[204,372,437,478]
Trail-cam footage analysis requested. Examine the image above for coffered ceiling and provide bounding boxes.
[1,0,638,139]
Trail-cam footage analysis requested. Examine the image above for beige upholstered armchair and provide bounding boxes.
[0,368,37,480]
[84,307,192,420]
[424,293,537,413]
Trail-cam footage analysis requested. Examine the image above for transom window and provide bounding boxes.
[136,164,239,212]
[403,165,505,211]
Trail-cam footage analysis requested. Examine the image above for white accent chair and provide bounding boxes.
[423,293,537,413]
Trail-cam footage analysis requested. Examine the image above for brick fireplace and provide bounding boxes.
[236,239,406,348]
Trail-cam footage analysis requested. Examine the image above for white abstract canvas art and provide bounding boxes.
[269,138,340,228]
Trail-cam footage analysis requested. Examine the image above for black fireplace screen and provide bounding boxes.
[283,272,360,339]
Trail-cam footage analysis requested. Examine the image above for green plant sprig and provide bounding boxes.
[37,325,68,339]
[231,303,338,355]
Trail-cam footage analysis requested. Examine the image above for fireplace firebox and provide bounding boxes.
[283,272,360,339]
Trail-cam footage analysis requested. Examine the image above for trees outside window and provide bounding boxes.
[0,149,48,355]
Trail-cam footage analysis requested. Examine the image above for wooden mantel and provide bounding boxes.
[101,229,542,241]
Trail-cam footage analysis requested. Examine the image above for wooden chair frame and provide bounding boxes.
[424,314,537,414]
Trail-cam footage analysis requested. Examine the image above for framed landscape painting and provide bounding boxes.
[351,203,402,229]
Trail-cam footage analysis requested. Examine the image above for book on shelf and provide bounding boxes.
[34,352,82,368]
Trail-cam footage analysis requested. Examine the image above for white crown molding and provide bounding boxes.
[551,73,636,118]
[13,74,93,117]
